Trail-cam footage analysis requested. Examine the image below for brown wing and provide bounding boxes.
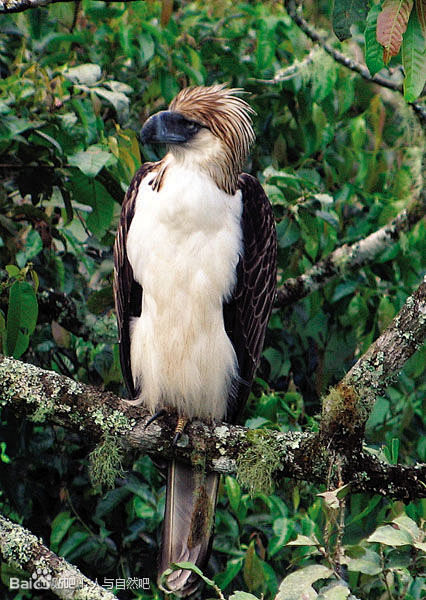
[224,173,277,422]
[113,163,156,399]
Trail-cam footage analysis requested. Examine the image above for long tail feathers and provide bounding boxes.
[159,459,219,596]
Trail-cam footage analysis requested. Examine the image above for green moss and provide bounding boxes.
[88,435,125,490]
[0,519,39,568]
[236,430,282,496]
[90,407,131,435]
[29,397,56,423]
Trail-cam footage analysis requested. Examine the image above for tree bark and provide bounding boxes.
[0,514,117,600]
[0,278,425,500]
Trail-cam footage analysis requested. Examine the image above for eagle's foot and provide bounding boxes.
[144,409,167,429]
[173,416,188,446]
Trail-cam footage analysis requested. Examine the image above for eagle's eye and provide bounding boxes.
[187,121,201,133]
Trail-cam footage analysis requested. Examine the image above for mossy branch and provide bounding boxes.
[0,514,117,600]
[321,276,426,447]
[0,270,425,500]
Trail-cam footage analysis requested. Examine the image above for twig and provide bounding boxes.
[283,0,426,124]
[0,0,141,13]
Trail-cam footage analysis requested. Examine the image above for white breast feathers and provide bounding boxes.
[126,161,243,421]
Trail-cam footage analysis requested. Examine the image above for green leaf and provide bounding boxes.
[317,583,351,599]
[331,281,358,303]
[50,511,76,553]
[229,593,259,600]
[68,145,113,178]
[214,558,244,589]
[344,547,382,575]
[392,514,422,539]
[5,281,38,358]
[269,517,292,556]
[93,87,130,122]
[225,476,242,514]
[133,496,155,520]
[163,562,215,588]
[95,486,131,519]
[160,71,180,103]
[243,542,265,592]
[87,287,114,314]
[5,265,20,278]
[276,218,300,249]
[367,523,414,546]
[287,534,320,547]
[58,531,90,558]
[276,564,333,600]
[256,19,276,71]
[138,32,155,64]
[68,172,115,238]
[402,8,426,101]
[16,229,43,268]
[365,4,386,75]
[64,63,102,85]
[333,0,368,41]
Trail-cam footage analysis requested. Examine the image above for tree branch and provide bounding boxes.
[321,277,426,445]
[275,188,425,308]
[283,0,426,124]
[0,0,139,13]
[0,514,117,599]
[0,276,425,501]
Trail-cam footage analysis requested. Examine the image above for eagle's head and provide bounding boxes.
[140,84,255,194]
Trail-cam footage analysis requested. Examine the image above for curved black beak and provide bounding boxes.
[140,111,197,145]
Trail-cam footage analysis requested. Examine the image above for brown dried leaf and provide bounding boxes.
[161,0,174,27]
[416,0,426,38]
[377,0,414,62]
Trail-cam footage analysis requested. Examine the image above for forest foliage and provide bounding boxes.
[0,1,425,599]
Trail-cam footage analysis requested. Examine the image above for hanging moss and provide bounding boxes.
[236,430,282,496]
[88,435,125,490]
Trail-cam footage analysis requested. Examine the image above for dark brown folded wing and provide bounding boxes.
[224,173,277,422]
[113,163,156,399]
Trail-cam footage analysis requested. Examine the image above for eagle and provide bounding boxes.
[113,84,277,596]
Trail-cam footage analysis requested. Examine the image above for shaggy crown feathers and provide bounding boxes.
[169,84,255,193]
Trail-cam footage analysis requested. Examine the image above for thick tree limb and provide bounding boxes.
[0,514,117,600]
[0,353,424,499]
[0,277,425,500]
[283,0,426,124]
[321,277,426,446]
[276,189,425,308]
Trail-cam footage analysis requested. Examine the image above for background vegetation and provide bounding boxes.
[0,1,425,599]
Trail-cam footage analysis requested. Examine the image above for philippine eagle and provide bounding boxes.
[114,84,277,596]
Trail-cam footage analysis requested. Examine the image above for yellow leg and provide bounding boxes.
[173,416,188,445]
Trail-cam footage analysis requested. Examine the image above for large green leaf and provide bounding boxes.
[64,63,102,85]
[276,565,333,600]
[5,281,38,358]
[68,145,114,178]
[68,171,115,238]
[50,511,76,553]
[402,8,426,101]
[365,4,386,75]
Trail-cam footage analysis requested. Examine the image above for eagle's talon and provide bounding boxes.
[144,409,167,429]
